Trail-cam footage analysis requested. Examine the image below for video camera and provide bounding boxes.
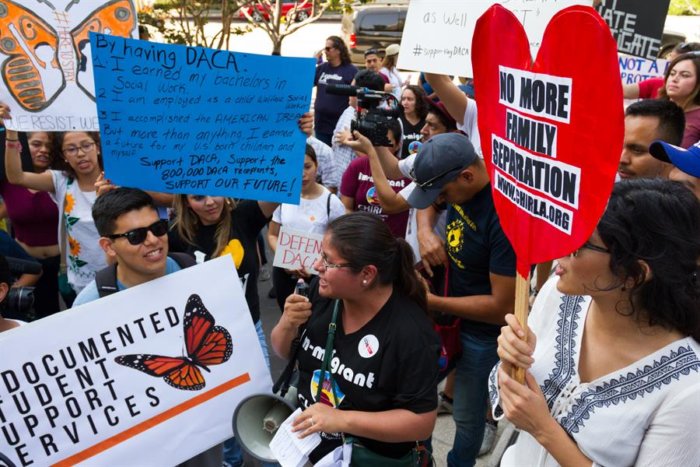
[5,257,41,318]
[326,84,400,147]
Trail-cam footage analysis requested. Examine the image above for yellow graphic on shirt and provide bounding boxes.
[64,193,75,214]
[68,235,81,256]
[446,219,465,270]
[219,239,244,268]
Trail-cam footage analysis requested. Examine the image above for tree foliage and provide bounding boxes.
[669,0,700,15]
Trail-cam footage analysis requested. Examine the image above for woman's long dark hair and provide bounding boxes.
[597,179,700,340]
[326,212,426,311]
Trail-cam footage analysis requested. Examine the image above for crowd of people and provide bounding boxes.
[1,30,700,467]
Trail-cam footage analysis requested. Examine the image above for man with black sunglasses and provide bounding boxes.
[73,188,179,305]
[408,133,516,467]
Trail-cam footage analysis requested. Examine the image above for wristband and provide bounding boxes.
[5,140,21,151]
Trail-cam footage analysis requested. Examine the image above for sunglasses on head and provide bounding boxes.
[107,219,169,245]
[417,165,463,190]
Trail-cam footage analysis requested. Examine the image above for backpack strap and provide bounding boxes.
[168,252,197,269]
[95,264,119,298]
[94,253,196,298]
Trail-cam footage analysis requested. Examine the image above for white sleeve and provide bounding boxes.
[634,383,700,466]
[271,204,282,224]
[458,98,482,157]
[331,107,357,192]
[328,194,346,221]
[398,153,416,179]
[307,136,338,189]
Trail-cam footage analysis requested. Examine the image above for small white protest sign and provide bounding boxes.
[273,226,323,274]
[618,53,668,85]
[0,256,270,466]
[398,0,593,77]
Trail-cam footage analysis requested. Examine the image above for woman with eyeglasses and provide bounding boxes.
[0,130,61,318]
[1,104,107,299]
[272,212,440,464]
[659,51,700,148]
[491,178,700,466]
[622,42,700,100]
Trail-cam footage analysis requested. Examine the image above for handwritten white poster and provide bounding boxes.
[398,0,593,77]
[619,53,668,85]
[273,226,323,274]
[0,256,271,466]
[0,0,138,131]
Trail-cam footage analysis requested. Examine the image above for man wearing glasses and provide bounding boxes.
[408,133,516,467]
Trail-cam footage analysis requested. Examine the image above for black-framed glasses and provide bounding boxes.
[63,141,96,157]
[571,241,610,257]
[319,253,351,270]
[417,165,463,190]
[107,220,169,245]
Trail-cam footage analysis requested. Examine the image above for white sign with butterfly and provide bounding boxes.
[0,0,138,131]
[0,255,271,466]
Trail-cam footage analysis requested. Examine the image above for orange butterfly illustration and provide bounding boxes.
[115,294,233,391]
[0,0,136,110]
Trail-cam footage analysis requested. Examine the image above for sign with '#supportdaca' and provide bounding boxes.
[90,33,316,204]
[398,0,592,77]
[0,0,138,131]
[272,226,323,274]
[596,0,671,61]
[0,256,271,466]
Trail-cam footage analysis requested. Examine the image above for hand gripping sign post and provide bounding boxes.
[471,5,622,382]
[0,256,270,466]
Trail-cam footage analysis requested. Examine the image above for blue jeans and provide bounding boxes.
[447,331,499,467]
[224,320,277,467]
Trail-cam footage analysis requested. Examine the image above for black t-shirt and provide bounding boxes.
[168,200,269,323]
[399,115,425,159]
[445,184,516,337]
[296,280,440,461]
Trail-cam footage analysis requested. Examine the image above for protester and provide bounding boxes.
[0,130,60,318]
[0,254,24,332]
[622,42,700,99]
[331,69,386,191]
[381,44,405,100]
[340,119,411,238]
[618,99,686,180]
[313,36,358,147]
[271,212,440,464]
[363,48,389,83]
[658,51,700,147]
[267,144,345,311]
[1,103,106,299]
[492,178,700,466]
[399,85,428,159]
[650,139,700,199]
[409,133,516,467]
[72,188,223,466]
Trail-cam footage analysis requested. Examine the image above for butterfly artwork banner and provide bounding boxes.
[0,0,138,132]
[0,256,272,466]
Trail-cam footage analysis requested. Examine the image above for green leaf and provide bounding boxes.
[66,216,80,226]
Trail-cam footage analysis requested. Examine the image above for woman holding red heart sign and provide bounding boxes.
[490,179,700,466]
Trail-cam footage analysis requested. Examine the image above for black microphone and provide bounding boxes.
[6,257,42,275]
[326,84,368,96]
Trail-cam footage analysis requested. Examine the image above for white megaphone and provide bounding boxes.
[232,386,298,462]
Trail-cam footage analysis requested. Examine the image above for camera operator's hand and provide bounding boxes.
[341,130,374,155]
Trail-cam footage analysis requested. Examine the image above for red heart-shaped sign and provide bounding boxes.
[472,5,622,277]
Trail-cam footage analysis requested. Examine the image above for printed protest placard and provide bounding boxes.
[619,54,668,85]
[0,0,137,131]
[90,34,315,204]
[0,256,270,466]
[272,226,323,274]
[472,5,622,277]
[597,0,671,60]
[398,0,592,77]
